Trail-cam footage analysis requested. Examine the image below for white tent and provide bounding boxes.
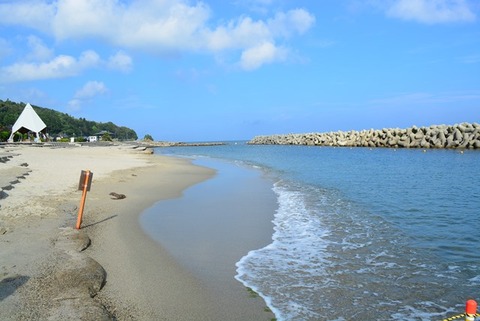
[8,103,47,142]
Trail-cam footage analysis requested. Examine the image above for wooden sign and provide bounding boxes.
[78,170,93,191]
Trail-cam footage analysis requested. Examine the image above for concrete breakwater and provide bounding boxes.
[248,123,480,149]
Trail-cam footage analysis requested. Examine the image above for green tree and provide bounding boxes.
[143,134,154,141]
[0,131,10,141]
[0,99,138,140]
[102,132,112,141]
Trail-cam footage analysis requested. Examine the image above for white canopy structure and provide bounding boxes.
[8,103,47,142]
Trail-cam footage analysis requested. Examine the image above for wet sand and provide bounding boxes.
[140,158,277,320]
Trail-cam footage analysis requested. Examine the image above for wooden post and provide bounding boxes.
[76,170,92,229]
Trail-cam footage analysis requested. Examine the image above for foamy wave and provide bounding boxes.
[236,182,331,320]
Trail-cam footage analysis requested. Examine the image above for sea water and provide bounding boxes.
[154,143,480,321]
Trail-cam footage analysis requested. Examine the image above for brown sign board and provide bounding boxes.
[78,170,93,191]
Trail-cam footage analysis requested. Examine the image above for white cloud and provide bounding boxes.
[268,9,316,38]
[67,99,82,112]
[206,9,314,69]
[207,16,272,51]
[240,41,287,70]
[107,51,132,73]
[0,1,55,32]
[79,50,101,67]
[51,0,121,40]
[0,55,91,82]
[386,0,476,24]
[50,0,212,52]
[243,0,275,5]
[0,0,315,70]
[74,81,108,99]
[0,37,12,60]
[26,35,54,62]
[0,40,133,83]
[208,9,315,50]
[68,80,108,111]
[233,0,275,14]
[0,50,100,83]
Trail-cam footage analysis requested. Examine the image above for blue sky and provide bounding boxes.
[0,0,479,141]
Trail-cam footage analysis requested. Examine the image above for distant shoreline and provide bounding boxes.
[0,140,225,147]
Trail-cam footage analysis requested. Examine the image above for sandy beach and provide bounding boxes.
[0,143,275,320]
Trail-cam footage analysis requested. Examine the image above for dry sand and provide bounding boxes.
[0,143,274,320]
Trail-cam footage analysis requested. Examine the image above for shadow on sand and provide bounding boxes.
[83,214,118,228]
[0,275,30,301]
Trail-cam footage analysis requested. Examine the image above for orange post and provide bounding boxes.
[465,299,477,321]
[76,170,91,229]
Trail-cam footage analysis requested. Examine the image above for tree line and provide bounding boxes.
[0,99,137,141]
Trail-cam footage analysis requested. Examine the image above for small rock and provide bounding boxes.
[0,226,8,235]
[109,192,126,200]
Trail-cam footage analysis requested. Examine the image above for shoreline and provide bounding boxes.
[0,144,276,320]
[85,154,277,320]
[140,157,277,320]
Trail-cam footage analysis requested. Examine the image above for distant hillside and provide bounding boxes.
[0,99,137,141]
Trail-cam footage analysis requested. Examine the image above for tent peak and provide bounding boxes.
[8,103,47,142]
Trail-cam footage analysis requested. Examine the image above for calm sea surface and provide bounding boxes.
[153,143,480,321]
